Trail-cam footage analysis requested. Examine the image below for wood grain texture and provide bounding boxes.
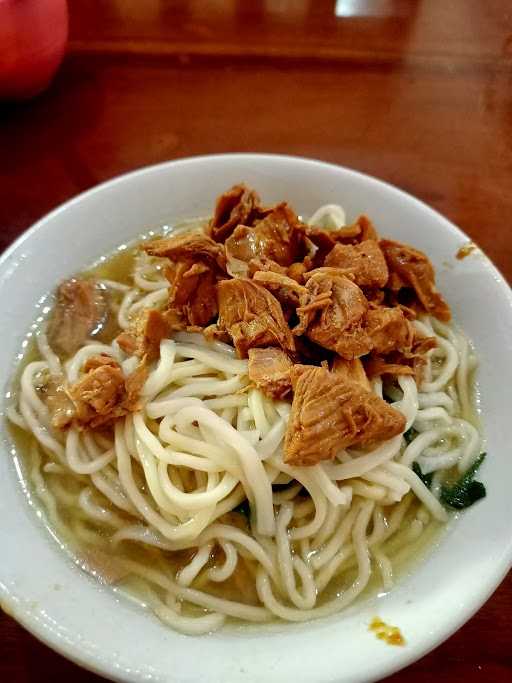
[1,1,511,681]
[67,0,512,67]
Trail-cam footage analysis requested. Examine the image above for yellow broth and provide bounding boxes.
[5,225,453,629]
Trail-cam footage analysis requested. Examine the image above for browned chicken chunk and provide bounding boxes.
[62,355,146,429]
[45,377,76,429]
[143,231,226,271]
[168,260,220,328]
[287,261,308,283]
[225,203,304,277]
[284,365,406,466]
[365,332,437,381]
[117,308,170,360]
[247,257,287,278]
[217,279,295,357]
[297,272,372,359]
[306,215,379,264]
[208,184,263,242]
[142,231,227,330]
[324,240,388,288]
[364,357,415,379]
[380,239,451,321]
[124,361,149,408]
[352,215,378,242]
[248,347,293,399]
[69,361,127,428]
[331,357,371,391]
[252,270,307,308]
[47,279,110,357]
[365,306,414,355]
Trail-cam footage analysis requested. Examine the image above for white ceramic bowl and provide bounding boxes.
[1,154,511,683]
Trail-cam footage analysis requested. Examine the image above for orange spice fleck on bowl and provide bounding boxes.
[456,242,477,260]
[369,617,405,646]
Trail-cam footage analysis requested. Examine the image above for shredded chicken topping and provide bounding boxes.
[45,184,448,465]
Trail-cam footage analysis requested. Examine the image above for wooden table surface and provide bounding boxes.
[1,1,511,681]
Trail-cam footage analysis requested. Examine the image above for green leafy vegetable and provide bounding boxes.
[440,453,487,509]
[404,428,419,445]
[412,462,433,489]
[234,500,251,520]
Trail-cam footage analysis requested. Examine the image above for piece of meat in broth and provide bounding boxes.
[284,365,405,466]
[68,359,127,428]
[248,347,293,400]
[47,278,110,357]
[217,278,295,358]
[45,377,77,429]
[117,308,170,360]
[65,354,146,429]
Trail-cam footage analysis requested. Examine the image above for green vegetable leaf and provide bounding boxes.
[234,500,251,520]
[440,453,487,510]
[404,428,419,445]
[412,462,433,489]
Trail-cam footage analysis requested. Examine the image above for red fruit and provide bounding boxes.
[0,0,69,100]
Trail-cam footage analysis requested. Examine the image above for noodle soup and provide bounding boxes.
[6,187,484,635]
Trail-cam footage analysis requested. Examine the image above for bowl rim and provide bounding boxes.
[1,153,511,683]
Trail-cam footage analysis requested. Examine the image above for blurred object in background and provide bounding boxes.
[0,0,68,100]
[335,0,413,17]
